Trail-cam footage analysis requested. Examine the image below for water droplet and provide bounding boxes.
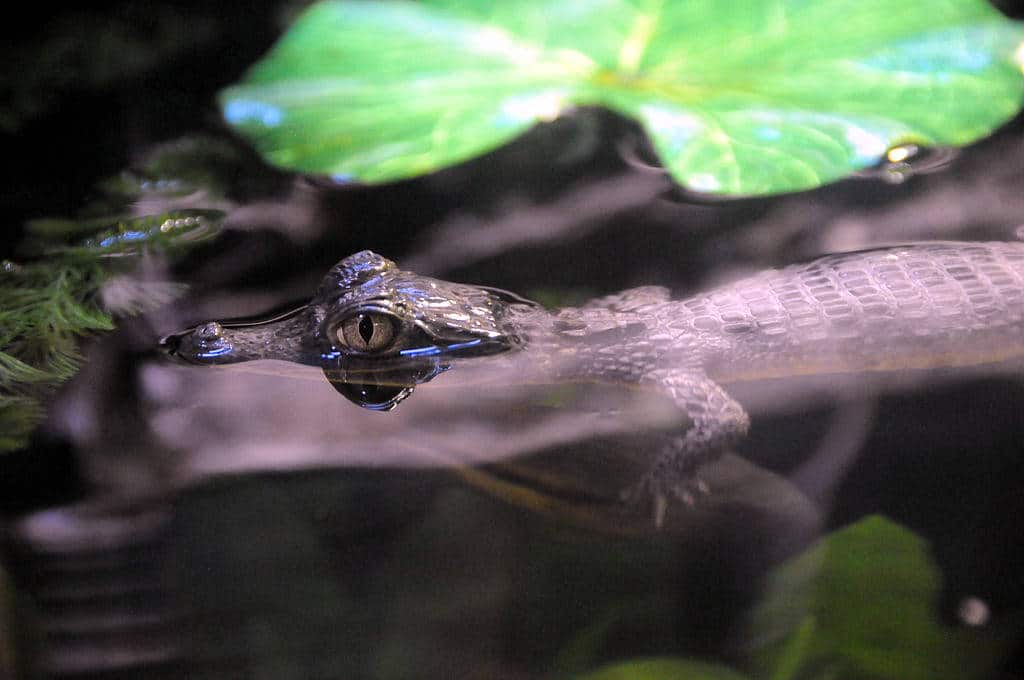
[957,596,989,627]
[886,144,916,163]
[855,144,958,184]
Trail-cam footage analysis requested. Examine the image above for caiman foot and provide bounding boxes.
[620,473,710,528]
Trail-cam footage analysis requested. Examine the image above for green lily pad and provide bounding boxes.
[221,0,1024,195]
[746,515,1021,680]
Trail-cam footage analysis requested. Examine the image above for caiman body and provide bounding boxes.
[167,242,1024,517]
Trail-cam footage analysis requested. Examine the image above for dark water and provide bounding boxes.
[4,3,1024,679]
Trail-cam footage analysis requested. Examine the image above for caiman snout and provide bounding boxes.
[159,321,237,364]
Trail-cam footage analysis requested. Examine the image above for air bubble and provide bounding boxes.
[855,144,959,184]
[957,597,990,627]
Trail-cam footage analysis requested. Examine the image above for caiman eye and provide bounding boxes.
[336,312,397,353]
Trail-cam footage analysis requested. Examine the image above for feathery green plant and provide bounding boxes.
[0,210,221,453]
[0,133,247,454]
[0,257,111,451]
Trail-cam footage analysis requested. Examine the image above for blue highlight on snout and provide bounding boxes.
[320,339,483,361]
[400,346,442,357]
[445,339,483,351]
[197,346,233,359]
[399,339,482,357]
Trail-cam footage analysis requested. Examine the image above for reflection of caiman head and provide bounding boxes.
[163,251,537,411]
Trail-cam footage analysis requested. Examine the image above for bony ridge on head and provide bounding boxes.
[317,250,398,299]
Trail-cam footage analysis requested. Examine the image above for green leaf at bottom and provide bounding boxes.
[576,657,752,680]
[746,515,1021,680]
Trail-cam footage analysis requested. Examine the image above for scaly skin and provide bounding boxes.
[165,242,1024,520]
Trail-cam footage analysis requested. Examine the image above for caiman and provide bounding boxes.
[164,242,1024,522]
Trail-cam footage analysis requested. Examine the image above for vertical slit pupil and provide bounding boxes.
[358,314,375,344]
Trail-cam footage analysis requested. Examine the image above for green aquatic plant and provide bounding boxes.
[0,210,220,453]
[0,258,113,452]
[221,0,1024,195]
[0,132,251,454]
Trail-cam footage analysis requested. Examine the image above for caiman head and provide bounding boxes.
[164,251,535,410]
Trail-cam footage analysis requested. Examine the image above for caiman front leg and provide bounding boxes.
[625,369,750,526]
